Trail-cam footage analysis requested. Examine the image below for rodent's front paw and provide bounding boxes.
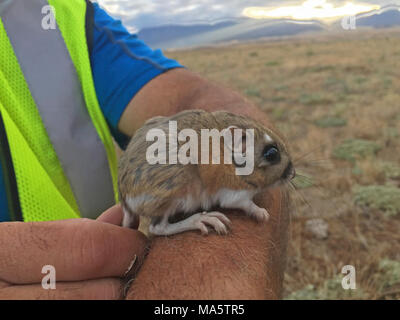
[252,208,270,222]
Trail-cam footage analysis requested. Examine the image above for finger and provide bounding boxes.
[0,219,148,284]
[96,204,123,226]
[97,205,140,229]
[0,278,123,300]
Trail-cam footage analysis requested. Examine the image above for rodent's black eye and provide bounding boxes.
[263,145,281,164]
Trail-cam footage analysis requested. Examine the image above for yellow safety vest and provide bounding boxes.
[0,0,119,221]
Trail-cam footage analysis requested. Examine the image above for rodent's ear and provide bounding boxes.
[222,126,238,152]
[223,126,251,155]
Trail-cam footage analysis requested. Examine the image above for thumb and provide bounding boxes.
[96,204,124,226]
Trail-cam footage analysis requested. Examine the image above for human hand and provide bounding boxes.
[0,205,147,300]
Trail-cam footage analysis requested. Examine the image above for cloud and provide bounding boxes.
[95,0,397,30]
[243,1,381,20]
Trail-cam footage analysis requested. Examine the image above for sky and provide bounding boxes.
[95,0,400,31]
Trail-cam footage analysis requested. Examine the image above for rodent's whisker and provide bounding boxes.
[294,173,311,179]
[293,174,313,184]
[292,142,329,163]
[286,181,314,217]
[294,173,326,195]
[294,158,332,169]
[282,181,296,222]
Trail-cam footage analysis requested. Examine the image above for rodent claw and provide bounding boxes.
[207,211,232,225]
[196,212,230,235]
[259,211,270,222]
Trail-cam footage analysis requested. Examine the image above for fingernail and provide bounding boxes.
[123,278,135,298]
[123,255,137,278]
[122,255,139,298]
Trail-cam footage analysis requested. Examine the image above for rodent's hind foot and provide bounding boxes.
[198,211,232,235]
[149,211,231,236]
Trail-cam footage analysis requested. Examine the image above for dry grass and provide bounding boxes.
[166,29,400,300]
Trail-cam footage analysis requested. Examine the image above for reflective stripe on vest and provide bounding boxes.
[1,0,115,219]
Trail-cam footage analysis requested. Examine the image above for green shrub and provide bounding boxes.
[245,87,261,97]
[380,162,400,179]
[314,116,347,128]
[273,84,289,91]
[265,60,280,66]
[285,277,366,300]
[383,127,399,139]
[271,108,286,120]
[306,49,314,56]
[353,185,400,216]
[379,259,400,288]
[333,139,381,162]
[299,93,332,106]
[309,65,335,73]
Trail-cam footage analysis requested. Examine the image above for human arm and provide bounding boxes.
[118,68,276,136]
[126,190,289,299]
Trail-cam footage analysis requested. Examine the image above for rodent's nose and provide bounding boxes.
[291,167,296,180]
[282,162,295,180]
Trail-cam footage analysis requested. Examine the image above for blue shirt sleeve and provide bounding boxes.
[91,3,184,149]
[0,166,10,222]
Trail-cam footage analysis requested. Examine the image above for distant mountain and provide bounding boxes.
[138,19,324,49]
[222,21,323,42]
[135,6,400,50]
[356,8,400,28]
[137,21,237,48]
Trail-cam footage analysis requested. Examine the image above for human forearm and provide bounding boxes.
[126,189,289,300]
[118,68,275,137]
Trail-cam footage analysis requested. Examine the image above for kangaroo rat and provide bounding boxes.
[118,109,295,236]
